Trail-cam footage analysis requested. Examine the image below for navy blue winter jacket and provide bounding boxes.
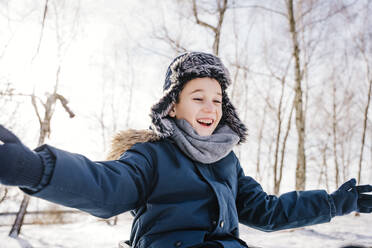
[23,137,334,248]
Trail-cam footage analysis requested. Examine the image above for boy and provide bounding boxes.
[1,52,372,248]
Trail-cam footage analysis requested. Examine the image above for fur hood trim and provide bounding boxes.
[106,129,160,160]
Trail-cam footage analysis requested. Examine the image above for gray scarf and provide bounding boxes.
[169,118,240,164]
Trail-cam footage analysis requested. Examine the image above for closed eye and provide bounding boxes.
[193,98,203,101]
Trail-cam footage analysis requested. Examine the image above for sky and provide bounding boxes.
[0,0,170,158]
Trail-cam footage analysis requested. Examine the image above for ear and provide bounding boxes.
[168,104,176,117]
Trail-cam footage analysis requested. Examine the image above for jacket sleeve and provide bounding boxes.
[236,164,333,232]
[21,143,155,219]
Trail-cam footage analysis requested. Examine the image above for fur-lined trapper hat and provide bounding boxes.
[150,51,247,143]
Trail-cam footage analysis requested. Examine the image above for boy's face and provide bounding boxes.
[169,77,222,136]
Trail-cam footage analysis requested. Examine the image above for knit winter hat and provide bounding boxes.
[150,51,247,143]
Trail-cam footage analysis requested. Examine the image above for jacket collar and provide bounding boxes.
[106,129,160,160]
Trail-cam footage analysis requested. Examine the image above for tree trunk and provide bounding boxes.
[286,0,306,190]
[318,141,330,192]
[273,79,285,194]
[358,78,372,183]
[9,63,74,237]
[8,196,30,237]
[256,105,267,182]
[275,100,295,194]
[332,80,340,187]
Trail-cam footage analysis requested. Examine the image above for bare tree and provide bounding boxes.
[8,82,75,238]
[313,131,330,192]
[7,0,80,237]
[251,54,294,194]
[334,1,372,184]
[192,0,228,55]
[93,39,137,155]
[331,77,340,188]
[255,105,267,182]
[285,0,307,190]
[146,0,229,57]
[275,100,295,194]
[355,26,372,184]
[281,0,351,190]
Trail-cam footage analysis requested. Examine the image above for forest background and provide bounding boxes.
[0,0,371,242]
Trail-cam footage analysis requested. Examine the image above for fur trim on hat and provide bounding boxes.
[106,129,160,160]
[150,51,248,143]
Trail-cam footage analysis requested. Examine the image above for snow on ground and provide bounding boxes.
[0,213,372,248]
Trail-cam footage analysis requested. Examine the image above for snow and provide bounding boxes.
[1,213,372,248]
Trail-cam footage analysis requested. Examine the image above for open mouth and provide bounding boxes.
[197,119,214,127]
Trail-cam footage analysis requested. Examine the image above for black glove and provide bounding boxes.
[330,178,372,216]
[0,125,43,188]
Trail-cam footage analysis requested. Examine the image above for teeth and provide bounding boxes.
[198,119,213,124]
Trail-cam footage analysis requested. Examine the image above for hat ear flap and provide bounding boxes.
[222,93,248,143]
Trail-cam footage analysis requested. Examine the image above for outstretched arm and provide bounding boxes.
[236,170,333,232]
[236,166,372,232]
[0,125,155,218]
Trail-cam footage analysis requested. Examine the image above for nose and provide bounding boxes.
[202,101,215,112]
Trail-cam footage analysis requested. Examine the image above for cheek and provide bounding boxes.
[178,103,198,120]
[217,107,223,121]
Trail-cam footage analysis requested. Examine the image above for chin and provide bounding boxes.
[196,129,214,136]
[198,133,211,136]
[193,123,217,136]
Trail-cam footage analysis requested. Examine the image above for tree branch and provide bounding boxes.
[56,94,75,118]
[32,0,49,62]
[31,94,43,126]
[152,26,188,54]
[297,1,358,32]
[192,0,217,32]
[231,4,287,17]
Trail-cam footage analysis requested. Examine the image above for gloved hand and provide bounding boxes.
[0,125,43,188]
[330,178,372,216]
